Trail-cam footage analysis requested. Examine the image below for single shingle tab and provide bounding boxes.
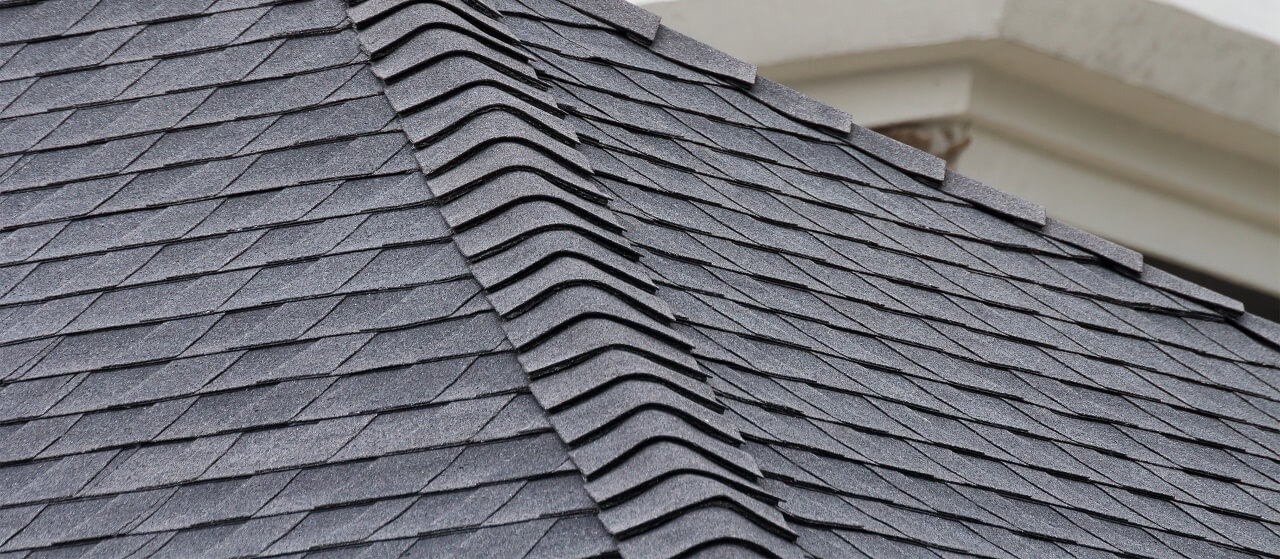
[561,0,661,42]
[261,445,459,515]
[202,416,372,479]
[149,513,305,559]
[849,123,947,181]
[649,25,755,86]
[264,496,418,555]
[2,490,171,551]
[1140,263,1245,315]
[135,471,295,533]
[0,0,97,44]
[1041,217,1144,273]
[39,398,194,457]
[751,77,854,134]
[1236,313,1280,349]
[940,169,1047,226]
[83,434,238,495]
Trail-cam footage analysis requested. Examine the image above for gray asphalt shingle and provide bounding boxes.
[1,0,1275,558]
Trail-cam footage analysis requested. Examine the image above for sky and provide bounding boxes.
[630,0,1280,44]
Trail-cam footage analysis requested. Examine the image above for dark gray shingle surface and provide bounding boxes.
[1,0,1277,558]
[0,0,611,557]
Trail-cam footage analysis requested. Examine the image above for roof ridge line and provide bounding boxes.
[568,1,1268,335]
[343,0,804,556]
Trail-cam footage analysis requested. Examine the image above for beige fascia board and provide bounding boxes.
[786,63,977,127]
[972,36,1280,168]
[998,0,1279,133]
[784,61,1279,293]
[959,126,1280,295]
[645,0,1280,165]
[790,61,1278,233]
[964,66,1280,233]
[641,0,1006,69]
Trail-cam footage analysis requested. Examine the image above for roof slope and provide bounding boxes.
[0,0,612,556]
[0,0,1278,558]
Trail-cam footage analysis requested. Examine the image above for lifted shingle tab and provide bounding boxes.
[1140,264,1245,315]
[562,0,661,42]
[850,123,947,181]
[649,25,756,86]
[751,77,853,134]
[940,169,1047,226]
[1041,218,1144,273]
[1236,313,1280,349]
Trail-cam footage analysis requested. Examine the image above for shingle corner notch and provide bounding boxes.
[344,1,802,557]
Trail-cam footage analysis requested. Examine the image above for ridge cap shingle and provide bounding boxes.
[344,0,802,556]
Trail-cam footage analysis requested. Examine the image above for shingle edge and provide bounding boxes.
[1235,313,1280,349]
[752,77,854,134]
[1140,264,1245,315]
[562,0,661,42]
[848,123,947,181]
[650,25,757,85]
[1041,218,1144,274]
[941,169,1046,226]
[559,2,944,181]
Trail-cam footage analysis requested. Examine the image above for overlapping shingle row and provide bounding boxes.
[343,0,804,556]
[0,0,613,556]
[485,1,1280,558]
[3,0,1277,557]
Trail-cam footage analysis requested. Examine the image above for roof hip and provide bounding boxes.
[345,0,804,556]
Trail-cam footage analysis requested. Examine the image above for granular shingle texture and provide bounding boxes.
[1,0,1277,558]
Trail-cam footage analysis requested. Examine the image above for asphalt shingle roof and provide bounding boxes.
[0,0,1277,557]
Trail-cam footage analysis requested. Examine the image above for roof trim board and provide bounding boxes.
[345,0,804,556]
